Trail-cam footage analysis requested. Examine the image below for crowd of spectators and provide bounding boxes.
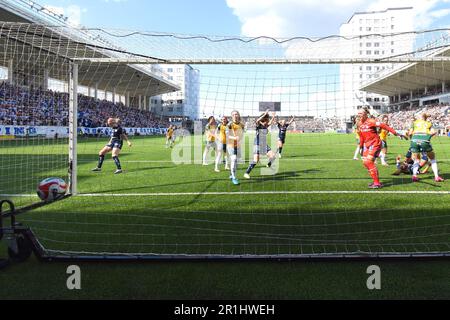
[387,103,449,130]
[1,82,449,134]
[0,82,171,129]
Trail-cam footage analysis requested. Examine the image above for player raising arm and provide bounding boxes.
[357,109,407,189]
[277,115,295,158]
[214,116,229,172]
[244,109,277,179]
[92,117,132,174]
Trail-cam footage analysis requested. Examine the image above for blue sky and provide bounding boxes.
[40,0,450,37]
[34,0,450,118]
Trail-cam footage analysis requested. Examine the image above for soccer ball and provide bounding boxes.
[37,177,68,201]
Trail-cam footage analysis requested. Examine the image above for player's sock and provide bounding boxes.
[246,162,257,174]
[202,147,209,164]
[430,160,440,178]
[97,155,105,168]
[230,155,237,179]
[215,151,222,170]
[367,162,380,184]
[380,152,387,164]
[267,156,276,167]
[412,160,420,176]
[396,158,401,169]
[354,147,360,159]
[278,147,283,155]
[112,156,121,170]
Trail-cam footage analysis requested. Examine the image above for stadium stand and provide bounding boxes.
[0,82,171,129]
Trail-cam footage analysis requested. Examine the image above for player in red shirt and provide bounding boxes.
[357,109,407,189]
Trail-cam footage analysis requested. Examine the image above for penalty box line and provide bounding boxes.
[79,190,450,196]
[3,191,450,197]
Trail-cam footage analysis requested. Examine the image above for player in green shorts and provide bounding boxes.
[407,113,444,182]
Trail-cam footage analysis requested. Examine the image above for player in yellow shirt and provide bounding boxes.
[379,115,390,166]
[407,113,444,182]
[165,125,175,148]
[214,116,229,172]
[202,116,217,166]
[227,110,245,185]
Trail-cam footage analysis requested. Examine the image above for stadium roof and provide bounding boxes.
[360,47,450,97]
[0,3,180,97]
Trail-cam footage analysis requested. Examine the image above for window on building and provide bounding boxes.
[366,43,372,47]
[374,98,380,102]
[374,50,380,55]
[167,68,173,72]
[366,27,372,31]
[374,42,380,47]
[391,25,395,30]
[366,97,372,102]
[366,66,372,71]
[366,50,371,55]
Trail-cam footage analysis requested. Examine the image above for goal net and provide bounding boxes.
[0,22,449,259]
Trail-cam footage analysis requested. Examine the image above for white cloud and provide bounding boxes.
[44,5,87,26]
[226,0,450,37]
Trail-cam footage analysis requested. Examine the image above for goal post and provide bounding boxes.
[68,63,78,196]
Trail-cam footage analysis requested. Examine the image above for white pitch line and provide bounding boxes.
[78,191,450,196]
[2,191,449,198]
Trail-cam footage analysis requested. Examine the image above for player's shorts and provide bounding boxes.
[253,143,271,155]
[206,140,216,149]
[227,145,238,156]
[362,144,381,160]
[278,135,286,144]
[106,140,123,150]
[381,140,388,149]
[217,142,227,152]
[410,140,433,153]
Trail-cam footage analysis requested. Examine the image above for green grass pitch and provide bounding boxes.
[1,133,449,256]
[1,133,450,299]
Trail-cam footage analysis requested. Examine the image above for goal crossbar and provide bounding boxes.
[72,57,450,64]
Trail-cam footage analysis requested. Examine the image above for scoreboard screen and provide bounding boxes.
[259,102,281,112]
